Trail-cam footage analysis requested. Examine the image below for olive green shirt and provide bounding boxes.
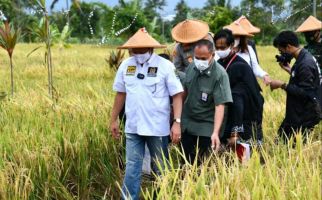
[182,61,233,137]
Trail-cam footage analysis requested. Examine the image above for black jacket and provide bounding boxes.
[284,49,321,127]
[218,54,264,140]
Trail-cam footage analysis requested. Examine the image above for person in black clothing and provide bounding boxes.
[271,31,321,142]
[214,29,264,146]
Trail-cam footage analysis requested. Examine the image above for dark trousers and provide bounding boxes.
[181,132,212,165]
[278,121,314,143]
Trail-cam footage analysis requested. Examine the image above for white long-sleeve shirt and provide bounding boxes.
[237,45,268,78]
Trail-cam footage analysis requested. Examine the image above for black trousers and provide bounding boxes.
[181,131,212,165]
[278,121,314,143]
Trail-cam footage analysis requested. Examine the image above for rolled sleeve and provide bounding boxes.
[113,65,126,93]
[248,46,268,78]
[166,63,184,96]
[213,73,233,105]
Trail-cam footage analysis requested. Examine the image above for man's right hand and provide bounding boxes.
[110,120,120,139]
[279,62,291,74]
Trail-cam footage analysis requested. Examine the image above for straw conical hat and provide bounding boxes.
[224,22,254,37]
[171,19,209,43]
[235,15,260,34]
[118,28,166,49]
[295,16,322,32]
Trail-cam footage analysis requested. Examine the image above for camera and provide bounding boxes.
[275,54,291,66]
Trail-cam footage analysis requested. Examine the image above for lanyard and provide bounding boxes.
[225,54,238,70]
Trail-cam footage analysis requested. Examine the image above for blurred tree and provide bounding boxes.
[68,2,100,40]
[287,0,322,28]
[0,0,37,42]
[203,6,235,34]
[172,0,190,25]
[104,0,150,40]
[144,0,166,21]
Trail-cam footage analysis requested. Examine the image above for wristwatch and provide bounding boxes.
[281,83,288,90]
[173,118,181,123]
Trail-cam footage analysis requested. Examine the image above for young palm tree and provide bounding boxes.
[0,21,20,97]
[29,1,71,100]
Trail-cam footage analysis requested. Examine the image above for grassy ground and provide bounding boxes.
[0,44,321,199]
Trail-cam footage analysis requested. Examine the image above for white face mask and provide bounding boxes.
[234,38,240,47]
[134,52,151,64]
[194,58,209,72]
[216,47,231,59]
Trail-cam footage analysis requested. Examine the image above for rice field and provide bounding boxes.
[0,44,321,199]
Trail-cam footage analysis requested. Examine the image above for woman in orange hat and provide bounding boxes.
[224,22,269,143]
[224,22,271,86]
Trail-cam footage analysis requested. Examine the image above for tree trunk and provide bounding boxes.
[45,13,53,99]
[9,56,14,96]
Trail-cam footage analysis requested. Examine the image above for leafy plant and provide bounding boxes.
[28,0,71,100]
[106,50,125,71]
[0,21,20,96]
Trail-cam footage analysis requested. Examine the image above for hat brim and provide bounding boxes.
[295,27,321,32]
[117,45,166,49]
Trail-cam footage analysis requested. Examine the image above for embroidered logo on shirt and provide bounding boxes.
[147,67,158,77]
[201,92,208,102]
[126,66,136,76]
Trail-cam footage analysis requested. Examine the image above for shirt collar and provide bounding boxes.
[147,53,157,65]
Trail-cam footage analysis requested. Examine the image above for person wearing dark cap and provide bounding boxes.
[270,31,320,143]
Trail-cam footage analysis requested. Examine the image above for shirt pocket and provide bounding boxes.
[199,87,214,104]
[144,77,168,98]
[124,77,137,94]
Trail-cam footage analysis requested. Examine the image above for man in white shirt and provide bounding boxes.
[110,28,183,200]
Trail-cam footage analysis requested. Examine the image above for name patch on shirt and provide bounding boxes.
[201,92,208,102]
[126,66,136,76]
[147,67,158,77]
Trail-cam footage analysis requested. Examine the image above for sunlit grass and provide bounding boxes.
[0,44,321,199]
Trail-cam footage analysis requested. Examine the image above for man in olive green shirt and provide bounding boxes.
[181,39,233,164]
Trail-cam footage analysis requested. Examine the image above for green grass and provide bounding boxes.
[0,44,321,199]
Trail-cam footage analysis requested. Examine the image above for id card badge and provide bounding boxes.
[201,92,208,102]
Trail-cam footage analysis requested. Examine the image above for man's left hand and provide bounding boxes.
[211,132,221,152]
[170,122,181,144]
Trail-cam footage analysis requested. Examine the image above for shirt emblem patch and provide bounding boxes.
[147,67,158,77]
[126,66,136,76]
